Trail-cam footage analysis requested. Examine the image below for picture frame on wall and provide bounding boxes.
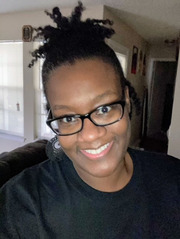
[131,46,138,74]
[138,50,143,75]
[143,53,146,76]
[22,25,33,42]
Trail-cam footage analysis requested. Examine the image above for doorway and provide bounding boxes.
[142,61,177,153]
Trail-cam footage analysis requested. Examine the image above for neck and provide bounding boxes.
[75,152,133,192]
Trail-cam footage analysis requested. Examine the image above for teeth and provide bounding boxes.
[85,143,110,155]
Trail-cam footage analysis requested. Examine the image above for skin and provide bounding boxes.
[47,58,133,192]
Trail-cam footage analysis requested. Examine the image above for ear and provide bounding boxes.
[124,86,131,113]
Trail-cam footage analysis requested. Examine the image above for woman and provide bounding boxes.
[0,2,180,238]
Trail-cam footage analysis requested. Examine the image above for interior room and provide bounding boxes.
[0,0,180,158]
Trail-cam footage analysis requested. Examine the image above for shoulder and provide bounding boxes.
[128,148,180,189]
[0,156,66,233]
[0,159,54,237]
[0,159,51,195]
[0,137,68,199]
[129,147,180,168]
[0,150,66,197]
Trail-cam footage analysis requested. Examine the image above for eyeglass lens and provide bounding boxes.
[48,101,124,136]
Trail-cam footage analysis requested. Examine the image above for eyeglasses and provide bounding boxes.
[46,100,126,136]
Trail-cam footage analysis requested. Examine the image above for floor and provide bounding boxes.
[0,133,25,153]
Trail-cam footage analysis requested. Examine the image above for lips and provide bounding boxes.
[80,141,113,159]
[85,143,110,154]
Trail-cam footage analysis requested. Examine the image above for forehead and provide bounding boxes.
[47,58,123,111]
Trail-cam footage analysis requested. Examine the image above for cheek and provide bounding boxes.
[58,135,77,152]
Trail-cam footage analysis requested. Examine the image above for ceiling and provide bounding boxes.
[0,0,180,45]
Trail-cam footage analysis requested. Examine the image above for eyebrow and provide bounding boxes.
[53,105,71,111]
[53,90,119,111]
[94,90,119,102]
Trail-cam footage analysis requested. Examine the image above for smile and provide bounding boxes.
[85,143,110,154]
[80,142,113,159]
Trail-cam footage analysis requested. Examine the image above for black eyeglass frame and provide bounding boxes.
[46,100,126,136]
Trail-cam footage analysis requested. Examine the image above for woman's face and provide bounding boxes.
[47,58,131,185]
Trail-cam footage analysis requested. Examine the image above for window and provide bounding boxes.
[34,42,55,139]
[0,42,23,136]
[36,85,55,139]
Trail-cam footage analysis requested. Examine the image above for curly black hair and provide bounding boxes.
[29,1,141,115]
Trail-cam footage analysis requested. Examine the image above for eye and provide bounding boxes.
[97,105,112,115]
[61,115,77,123]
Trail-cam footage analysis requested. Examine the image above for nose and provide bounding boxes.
[78,118,106,142]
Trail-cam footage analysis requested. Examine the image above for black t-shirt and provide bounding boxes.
[0,142,180,239]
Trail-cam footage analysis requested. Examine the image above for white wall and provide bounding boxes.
[168,49,180,158]
[149,44,176,59]
[0,6,104,40]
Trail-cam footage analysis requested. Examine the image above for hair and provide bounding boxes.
[29,1,141,116]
